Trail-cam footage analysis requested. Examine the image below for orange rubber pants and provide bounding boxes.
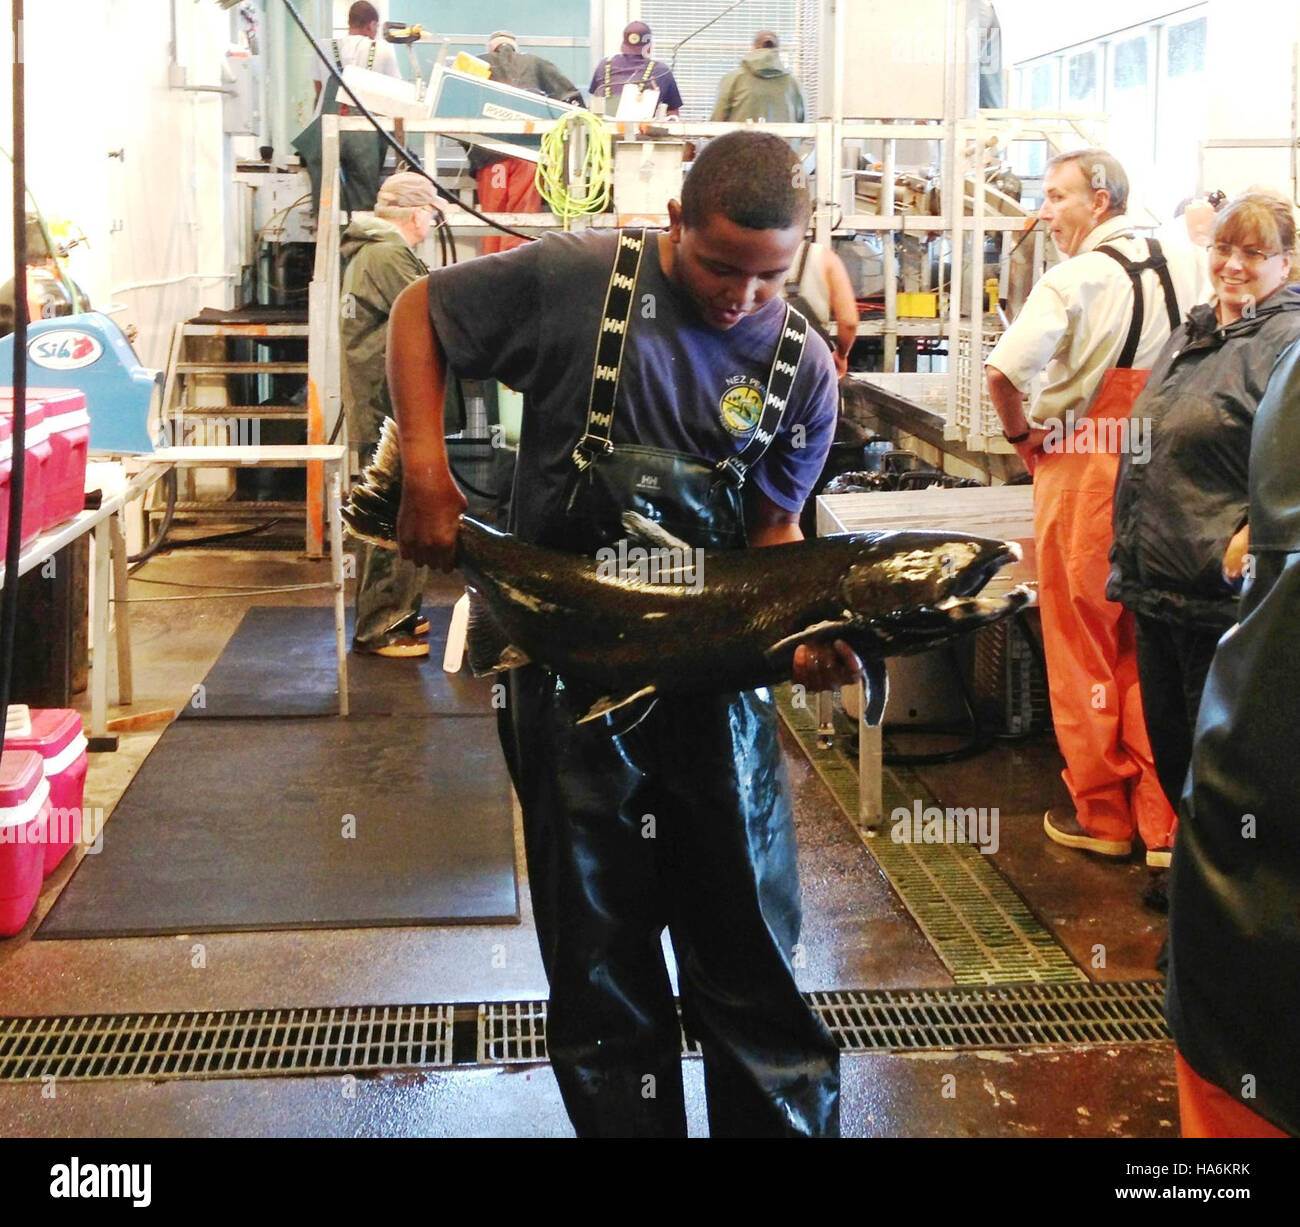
[1032,369,1176,849]
[476,158,542,254]
[1176,1053,1290,1138]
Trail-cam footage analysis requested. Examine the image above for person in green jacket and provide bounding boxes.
[711,31,805,124]
[341,172,436,656]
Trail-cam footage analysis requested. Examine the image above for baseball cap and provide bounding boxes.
[487,30,517,52]
[753,31,780,49]
[376,172,439,210]
[622,21,652,52]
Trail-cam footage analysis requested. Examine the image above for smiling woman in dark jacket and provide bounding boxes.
[1109,194,1300,857]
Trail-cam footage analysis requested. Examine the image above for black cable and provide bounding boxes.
[128,518,284,574]
[881,659,991,766]
[1,0,27,766]
[445,459,500,502]
[158,520,283,548]
[127,469,177,565]
[279,0,533,241]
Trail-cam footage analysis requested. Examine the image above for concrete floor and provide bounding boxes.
[0,542,1179,1137]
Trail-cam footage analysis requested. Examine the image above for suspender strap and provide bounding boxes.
[716,303,808,487]
[1147,238,1181,335]
[1095,238,1182,369]
[572,229,647,471]
[604,57,656,96]
[333,38,376,72]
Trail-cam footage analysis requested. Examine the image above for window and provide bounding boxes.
[641,0,814,121]
[1029,61,1056,109]
[1067,51,1097,106]
[1112,37,1149,91]
[1010,8,1207,218]
[1167,17,1206,78]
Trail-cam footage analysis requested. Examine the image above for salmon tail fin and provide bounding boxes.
[465,589,530,676]
[342,417,403,547]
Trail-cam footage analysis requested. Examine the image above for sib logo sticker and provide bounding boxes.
[29,330,103,371]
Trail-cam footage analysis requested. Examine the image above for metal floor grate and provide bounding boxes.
[478,1001,549,1065]
[0,1006,452,1083]
[478,1002,702,1066]
[811,981,1168,1052]
[777,685,1085,985]
[473,984,1163,1065]
[0,988,1165,1082]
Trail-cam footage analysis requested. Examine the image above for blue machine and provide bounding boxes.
[427,64,582,163]
[0,312,160,454]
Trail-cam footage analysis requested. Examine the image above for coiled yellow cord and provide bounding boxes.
[534,110,612,227]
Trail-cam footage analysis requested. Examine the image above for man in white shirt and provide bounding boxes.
[310,1,401,113]
[295,2,402,213]
[985,148,1211,871]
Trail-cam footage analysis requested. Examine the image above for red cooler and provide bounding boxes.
[0,415,10,551]
[29,388,88,530]
[0,750,50,936]
[5,708,88,874]
[0,397,50,548]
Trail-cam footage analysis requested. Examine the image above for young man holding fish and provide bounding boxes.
[388,132,857,1138]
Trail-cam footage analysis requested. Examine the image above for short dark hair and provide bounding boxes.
[348,2,379,30]
[1045,148,1129,217]
[680,131,810,231]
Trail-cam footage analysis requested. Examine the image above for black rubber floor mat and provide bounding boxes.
[37,715,518,937]
[179,605,494,719]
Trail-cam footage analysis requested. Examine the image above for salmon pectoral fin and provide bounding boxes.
[466,590,531,676]
[620,510,691,553]
[763,619,858,660]
[575,685,659,726]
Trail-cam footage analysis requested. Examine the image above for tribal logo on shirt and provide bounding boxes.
[719,375,765,437]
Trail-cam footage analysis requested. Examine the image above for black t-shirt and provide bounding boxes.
[426,229,838,542]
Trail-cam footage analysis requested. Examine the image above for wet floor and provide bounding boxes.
[0,544,1177,1137]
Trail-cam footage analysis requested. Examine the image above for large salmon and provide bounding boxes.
[343,420,1033,722]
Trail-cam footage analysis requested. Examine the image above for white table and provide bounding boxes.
[816,484,1036,829]
[125,445,351,718]
[1,463,165,743]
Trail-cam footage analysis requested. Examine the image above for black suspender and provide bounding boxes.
[332,37,377,71]
[573,229,648,470]
[717,306,807,487]
[572,229,809,486]
[1095,237,1181,369]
